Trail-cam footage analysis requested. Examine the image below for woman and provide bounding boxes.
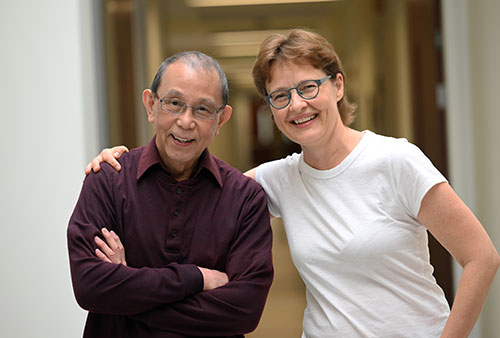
[88,29,499,337]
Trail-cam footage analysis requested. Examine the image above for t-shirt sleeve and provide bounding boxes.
[389,139,448,218]
[255,158,288,218]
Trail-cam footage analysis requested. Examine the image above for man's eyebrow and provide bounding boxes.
[162,89,219,106]
[195,97,219,106]
[161,89,184,98]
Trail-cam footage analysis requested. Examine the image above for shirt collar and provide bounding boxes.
[137,136,223,188]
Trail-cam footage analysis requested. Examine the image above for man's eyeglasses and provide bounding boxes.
[265,74,333,110]
[157,96,224,120]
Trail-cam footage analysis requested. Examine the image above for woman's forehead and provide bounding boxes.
[267,62,324,87]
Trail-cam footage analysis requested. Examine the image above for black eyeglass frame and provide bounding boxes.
[155,94,225,120]
[264,74,334,110]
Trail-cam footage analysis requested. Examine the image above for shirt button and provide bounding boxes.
[173,210,180,216]
[170,230,178,238]
[176,188,182,194]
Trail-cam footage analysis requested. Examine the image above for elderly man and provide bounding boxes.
[67,51,273,338]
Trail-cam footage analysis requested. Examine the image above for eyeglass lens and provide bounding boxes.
[270,80,320,108]
[160,98,218,120]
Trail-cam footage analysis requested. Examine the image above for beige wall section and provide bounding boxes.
[379,0,413,140]
[102,0,121,145]
[136,0,163,145]
[442,0,500,337]
[320,0,412,139]
[210,89,254,171]
[339,0,377,132]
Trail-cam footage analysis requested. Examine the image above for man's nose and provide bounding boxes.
[176,106,196,129]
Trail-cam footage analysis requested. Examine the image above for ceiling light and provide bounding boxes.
[212,29,291,46]
[211,29,291,57]
[185,0,337,7]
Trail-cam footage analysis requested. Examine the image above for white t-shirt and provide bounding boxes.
[256,130,450,338]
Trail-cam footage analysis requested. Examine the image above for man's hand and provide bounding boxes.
[85,146,129,175]
[198,267,229,291]
[94,228,127,266]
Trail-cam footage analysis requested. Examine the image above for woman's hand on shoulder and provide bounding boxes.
[244,167,257,180]
[84,146,129,175]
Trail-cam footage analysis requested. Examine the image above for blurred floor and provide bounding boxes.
[248,219,306,338]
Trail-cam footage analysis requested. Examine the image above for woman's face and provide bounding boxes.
[265,62,344,148]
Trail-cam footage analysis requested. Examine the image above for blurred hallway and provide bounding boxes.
[101,2,454,335]
[249,220,306,337]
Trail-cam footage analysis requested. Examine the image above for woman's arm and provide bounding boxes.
[418,182,500,338]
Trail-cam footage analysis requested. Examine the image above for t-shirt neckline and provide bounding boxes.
[298,130,373,179]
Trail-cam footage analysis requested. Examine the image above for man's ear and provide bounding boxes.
[142,89,155,123]
[215,105,233,136]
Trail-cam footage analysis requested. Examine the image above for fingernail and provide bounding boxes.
[102,228,109,233]
[114,152,119,157]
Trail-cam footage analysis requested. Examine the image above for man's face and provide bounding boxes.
[143,61,232,180]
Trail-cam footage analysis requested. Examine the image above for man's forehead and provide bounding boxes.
[158,63,222,102]
[164,60,218,78]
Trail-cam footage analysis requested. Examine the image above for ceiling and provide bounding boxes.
[152,0,349,88]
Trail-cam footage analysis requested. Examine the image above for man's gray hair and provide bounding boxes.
[150,51,229,106]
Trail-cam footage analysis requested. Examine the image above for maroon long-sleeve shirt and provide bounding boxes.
[67,137,274,337]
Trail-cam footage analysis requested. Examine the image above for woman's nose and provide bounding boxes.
[288,89,307,110]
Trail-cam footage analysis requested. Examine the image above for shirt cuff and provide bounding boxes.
[183,264,204,295]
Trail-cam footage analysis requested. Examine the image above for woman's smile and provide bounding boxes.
[291,113,318,125]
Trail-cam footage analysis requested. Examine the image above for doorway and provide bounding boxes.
[100,1,453,336]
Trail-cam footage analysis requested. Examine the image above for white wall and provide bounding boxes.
[468,1,500,337]
[0,0,102,336]
[442,0,500,336]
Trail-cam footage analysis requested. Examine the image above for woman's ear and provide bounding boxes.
[334,73,345,102]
